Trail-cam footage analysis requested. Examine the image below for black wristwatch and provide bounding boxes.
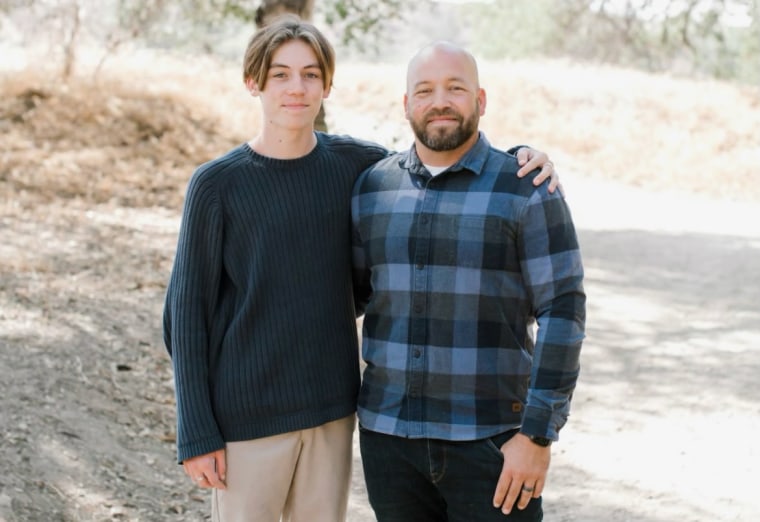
[528,435,552,447]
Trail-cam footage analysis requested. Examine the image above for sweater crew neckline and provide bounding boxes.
[242,135,323,168]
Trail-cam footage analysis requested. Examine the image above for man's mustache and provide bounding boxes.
[424,108,462,121]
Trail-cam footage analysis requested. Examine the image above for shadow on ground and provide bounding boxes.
[1,205,759,521]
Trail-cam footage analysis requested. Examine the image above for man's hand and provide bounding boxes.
[492,433,550,515]
[515,147,564,196]
[183,448,227,489]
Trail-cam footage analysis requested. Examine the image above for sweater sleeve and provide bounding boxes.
[350,171,373,317]
[517,185,586,441]
[321,132,391,171]
[163,168,226,462]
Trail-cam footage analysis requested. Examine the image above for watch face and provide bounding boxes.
[530,436,552,447]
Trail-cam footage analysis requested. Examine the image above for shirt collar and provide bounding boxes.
[400,131,491,177]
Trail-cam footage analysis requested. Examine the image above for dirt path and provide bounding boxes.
[2,172,758,521]
[534,174,760,521]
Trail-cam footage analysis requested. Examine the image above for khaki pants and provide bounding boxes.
[212,414,356,522]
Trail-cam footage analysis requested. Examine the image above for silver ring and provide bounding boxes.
[522,486,534,493]
[544,162,553,170]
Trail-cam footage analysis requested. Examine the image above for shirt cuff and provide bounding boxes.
[520,390,572,441]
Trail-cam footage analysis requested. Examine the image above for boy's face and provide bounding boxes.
[246,39,330,132]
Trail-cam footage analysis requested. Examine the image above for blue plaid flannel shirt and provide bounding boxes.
[351,133,586,441]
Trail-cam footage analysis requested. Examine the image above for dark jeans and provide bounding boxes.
[359,427,543,522]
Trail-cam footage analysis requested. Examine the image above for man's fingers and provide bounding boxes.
[498,476,545,514]
[531,161,554,186]
[515,478,545,510]
[516,154,544,178]
[540,165,560,194]
[500,481,523,515]
[516,483,535,510]
[492,476,510,508]
[515,147,545,178]
[493,471,522,515]
[515,147,530,167]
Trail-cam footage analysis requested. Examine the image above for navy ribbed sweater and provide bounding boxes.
[163,133,388,462]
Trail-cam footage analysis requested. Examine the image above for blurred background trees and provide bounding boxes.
[464,0,759,83]
[0,0,757,84]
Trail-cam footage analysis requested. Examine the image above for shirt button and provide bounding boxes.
[416,263,424,270]
[420,215,429,224]
[413,349,421,358]
[414,305,422,313]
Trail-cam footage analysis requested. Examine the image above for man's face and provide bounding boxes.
[405,47,485,153]
[246,39,330,132]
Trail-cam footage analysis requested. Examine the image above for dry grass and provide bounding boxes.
[329,60,760,203]
[1,51,759,212]
[1,76,235,210]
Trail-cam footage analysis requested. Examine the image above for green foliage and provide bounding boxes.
[321,0,407,52]
[2,0,757,85]
[463,0,560,60]
[464,0,759,85]
[111,0,250,54]
[110,0,408,55]
[220,0,259,23]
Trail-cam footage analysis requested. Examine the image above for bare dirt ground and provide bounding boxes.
[1,61,759,521]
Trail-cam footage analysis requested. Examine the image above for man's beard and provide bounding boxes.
[410,104,479,152]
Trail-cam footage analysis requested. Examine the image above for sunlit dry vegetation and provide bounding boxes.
[2,51,759,212]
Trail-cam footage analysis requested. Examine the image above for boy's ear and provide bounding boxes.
[323,85,331,99]
[245,77,260,96]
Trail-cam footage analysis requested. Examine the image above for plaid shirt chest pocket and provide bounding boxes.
[433,214,512,269]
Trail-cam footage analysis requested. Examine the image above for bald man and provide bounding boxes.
[351,42,586,521]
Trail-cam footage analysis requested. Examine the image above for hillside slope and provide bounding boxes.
[2,57,759,209]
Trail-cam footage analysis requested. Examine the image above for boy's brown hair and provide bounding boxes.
[243,15,335,91]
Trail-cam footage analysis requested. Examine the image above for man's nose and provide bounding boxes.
[430,88,452,108]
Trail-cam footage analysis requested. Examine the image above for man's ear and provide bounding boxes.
[478,87,486,116]
[245,77,260,97]
[403,93,410,120]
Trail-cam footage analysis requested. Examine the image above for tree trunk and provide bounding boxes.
[255,0,326,132]
[61,2,81,81]
[254,0,315,27]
